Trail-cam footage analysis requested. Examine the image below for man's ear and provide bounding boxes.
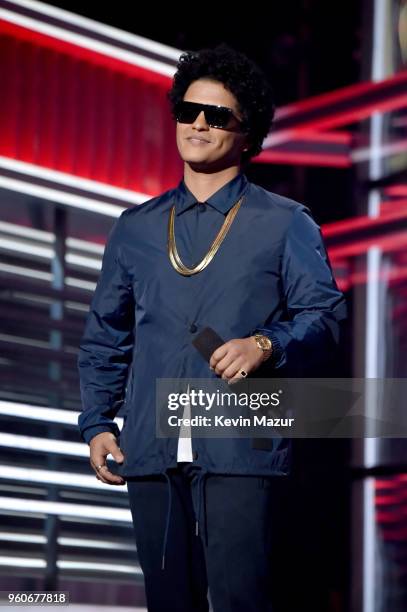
[242,132,252,153]
[242,140,251,153]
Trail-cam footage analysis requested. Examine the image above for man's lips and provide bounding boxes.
[187,136,210,143]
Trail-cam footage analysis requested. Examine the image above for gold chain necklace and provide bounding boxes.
[168,195,244,276]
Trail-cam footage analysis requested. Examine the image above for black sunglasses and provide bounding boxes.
[174,100,243,129]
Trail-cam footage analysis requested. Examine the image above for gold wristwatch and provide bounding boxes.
[253,333,273,362]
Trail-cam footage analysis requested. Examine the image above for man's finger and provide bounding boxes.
[228,362,250,385]
[90,448,108,470]
[223,359,245,381]
[91,447,125,485]
[215,350,240,375]
[94,464,125,485]
[209,342,230,369]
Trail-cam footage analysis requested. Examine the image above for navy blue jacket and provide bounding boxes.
[78,172,347,479]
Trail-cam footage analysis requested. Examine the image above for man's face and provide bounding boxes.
[175,78,250,171]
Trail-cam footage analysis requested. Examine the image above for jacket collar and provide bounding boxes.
[173,172,249,216]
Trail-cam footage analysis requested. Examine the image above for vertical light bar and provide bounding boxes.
[363,1,390,611]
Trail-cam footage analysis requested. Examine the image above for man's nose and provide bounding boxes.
[192,110,209,130]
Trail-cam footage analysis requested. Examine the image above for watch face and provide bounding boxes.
[257,335,271,350]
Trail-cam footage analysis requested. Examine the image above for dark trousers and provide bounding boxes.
[126,462,289,612]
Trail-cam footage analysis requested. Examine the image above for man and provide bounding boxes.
[78,43,347,612]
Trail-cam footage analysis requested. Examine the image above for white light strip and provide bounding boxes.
[58,537,135,551]
[0,432,88,457]
[66,277,96,291]
[0,434,124,460]
[0,555,141,574]
[0,556,45,568]
[351,138,407,163]
[67,254,101,271]
[0,465,122,491]
[363,478,376,612]
[59,560,141,575]
[0,262,97,291]
[0,262,51,282]
[363,0,386,501]
[0,220,53,243]
[0,532,135,551]
[361,1,388,611]
[63,301,89,312]
[0,496,132,521]
[0,220,105,255]
[363,245,380,469]
[0,8,176,77]
[0,237,102,270]
[371,0,387,83]
[0,332,56,350]
[0,175,125,217]
[8,0,181,60]
[67,238,104,255]
[0,237,53,259]
[0,532,45,544]
[0,400,123,429]
[0,156,150,205]
[365,245,381,383]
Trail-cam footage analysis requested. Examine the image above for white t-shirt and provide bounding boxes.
[177,382,193,462]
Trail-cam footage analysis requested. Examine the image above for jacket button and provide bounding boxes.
[192,451,198,460]
[189,323,198,333]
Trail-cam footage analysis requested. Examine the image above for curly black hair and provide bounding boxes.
[167,43,275,165]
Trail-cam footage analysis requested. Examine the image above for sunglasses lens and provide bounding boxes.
[205,107,231,128]
[175,102,232,128]
[175,102,201,124]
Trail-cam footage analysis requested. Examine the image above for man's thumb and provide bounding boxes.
[109,441,124,463]
[112,446,124,464]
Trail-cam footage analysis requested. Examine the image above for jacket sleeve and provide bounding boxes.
[77,212,135,444]
[254,206,347,375]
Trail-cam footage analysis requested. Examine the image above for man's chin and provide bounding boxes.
[185,157,228,173]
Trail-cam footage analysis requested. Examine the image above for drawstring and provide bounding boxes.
[161,470,172,570]
[195,469,208,546]
[161,466,209,570]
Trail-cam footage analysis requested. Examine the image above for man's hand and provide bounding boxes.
[89,431,125,485]
[209,337,265,384]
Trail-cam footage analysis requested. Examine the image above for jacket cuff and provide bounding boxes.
[80,423,120,445]
[253,328,285,369]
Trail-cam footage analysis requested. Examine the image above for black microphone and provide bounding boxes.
[192,326,273,451]
[191,326,225,362]
[191,325,249,391]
